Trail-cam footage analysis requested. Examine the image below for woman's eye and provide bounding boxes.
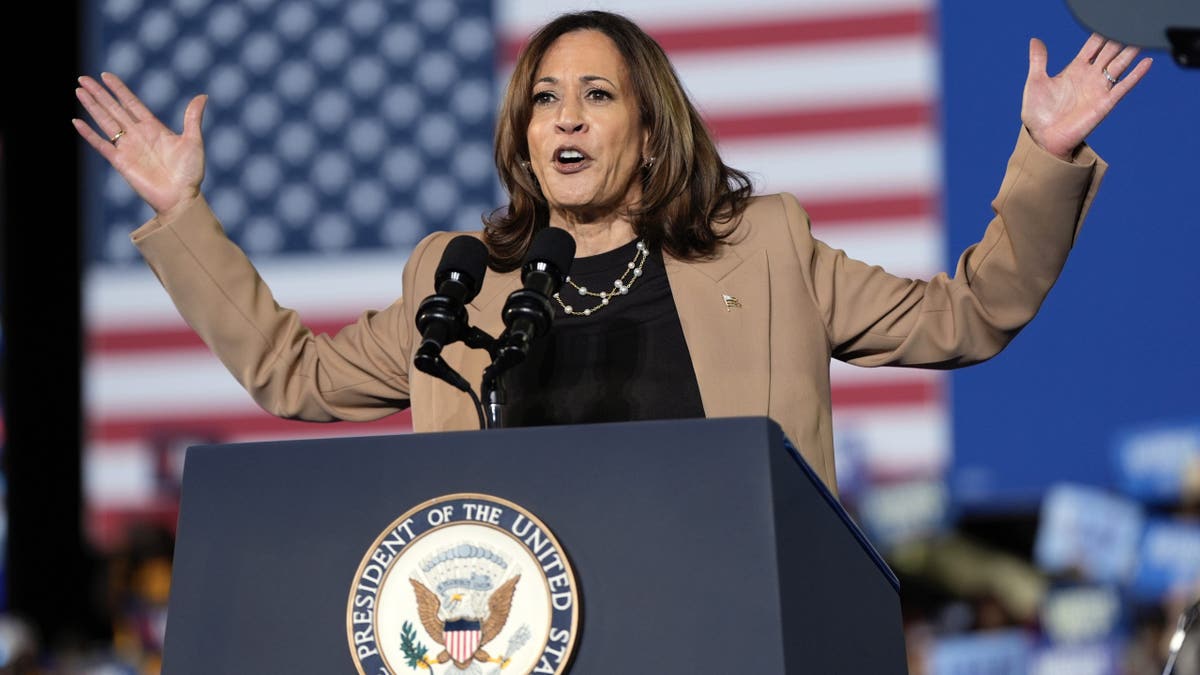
[586,88,613,101]
[532,91,555,104]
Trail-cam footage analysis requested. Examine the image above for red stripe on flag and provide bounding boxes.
[802,192,938,225]
[707,102,933,141]
[89,319,361,355]
[831,379,940,407]
[90,408,414,444]
[502,9,930,61]
[651,10,931,54]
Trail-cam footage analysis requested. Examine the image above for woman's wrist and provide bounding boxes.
[154,193,202,226]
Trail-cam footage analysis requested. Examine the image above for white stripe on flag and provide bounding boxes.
[674,37,937,116]
[500,0,929,33]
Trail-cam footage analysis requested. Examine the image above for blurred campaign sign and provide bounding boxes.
[1130,517,1200,602]
[1033,484,1145,584]
[1039,584,1126,646]
[1112,420,1200,503]
[927,629,1032,675]
[1029,643,1120,675]
[855,478,953,552]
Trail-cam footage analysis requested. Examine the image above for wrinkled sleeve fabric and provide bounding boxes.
[132,196,427,421]
[799,126,1107,367]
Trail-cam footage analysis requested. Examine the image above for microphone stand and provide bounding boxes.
[480,366,506,429]
[414,320,528,431]
[1163,596,1200,675]
[461,327,505,429]
[478,330,535,429]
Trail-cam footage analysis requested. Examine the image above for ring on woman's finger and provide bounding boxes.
[1102,67,1118,88]
[109,129,126,145]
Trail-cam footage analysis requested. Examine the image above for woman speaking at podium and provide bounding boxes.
[73,11,1149,495]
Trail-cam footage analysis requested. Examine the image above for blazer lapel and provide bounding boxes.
[665,247,770,418]
[468,270,520,338]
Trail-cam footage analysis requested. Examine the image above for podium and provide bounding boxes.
[161,416,907,673]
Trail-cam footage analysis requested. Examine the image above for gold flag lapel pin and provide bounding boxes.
[723,294,742,311]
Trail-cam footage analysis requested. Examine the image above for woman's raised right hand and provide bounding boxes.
[74,72,208,224]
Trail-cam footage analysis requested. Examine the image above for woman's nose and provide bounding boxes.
[555,98,586,133]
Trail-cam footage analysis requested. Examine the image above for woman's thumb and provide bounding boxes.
[1028,37,1048,77]
[183,94,208,139]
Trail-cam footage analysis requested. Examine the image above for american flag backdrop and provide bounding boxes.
[84,0,945,550]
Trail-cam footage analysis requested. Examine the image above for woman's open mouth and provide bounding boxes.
[552,146,592,173]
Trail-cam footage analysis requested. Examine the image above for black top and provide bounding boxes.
[503,238,706,427]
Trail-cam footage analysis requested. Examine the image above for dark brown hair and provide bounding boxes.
[485,10,753,271]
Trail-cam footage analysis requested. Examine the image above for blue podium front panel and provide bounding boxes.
[163,417,902,674]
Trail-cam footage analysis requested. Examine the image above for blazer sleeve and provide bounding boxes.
[131,196,423,421]
[799,125,1107,367]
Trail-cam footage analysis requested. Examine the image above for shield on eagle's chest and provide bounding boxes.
[444,618,482,664]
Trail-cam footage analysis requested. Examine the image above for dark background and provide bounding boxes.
[1,0,104,652]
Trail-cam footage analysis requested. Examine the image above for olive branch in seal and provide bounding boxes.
[400,621,432,671]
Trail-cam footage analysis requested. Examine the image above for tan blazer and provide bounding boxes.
[133,127,1105,495]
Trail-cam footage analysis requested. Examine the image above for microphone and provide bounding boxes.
[478,227,574,428]
[498,227,576,363]
[413,235,488,391]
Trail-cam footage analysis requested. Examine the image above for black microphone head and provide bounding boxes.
[523,227,576,285]
[435,235,489,302]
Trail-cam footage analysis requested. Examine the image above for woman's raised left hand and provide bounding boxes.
[1021,33,1152,160]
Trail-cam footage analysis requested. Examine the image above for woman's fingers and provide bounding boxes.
[1091,39,1123,67]
[100,71,158,129]
[1102,45,1141,80]
[1111,57,1153,99]
[77,75,139,138]
[74,84,125,145]
[1073,33,1107,66]
[71,116,119,161]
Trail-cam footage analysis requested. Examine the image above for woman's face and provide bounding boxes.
[525,30,647,222]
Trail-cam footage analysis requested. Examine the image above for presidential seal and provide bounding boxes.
[347,494,579,675]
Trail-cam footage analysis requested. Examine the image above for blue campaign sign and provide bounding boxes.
[1112,421,1200,503]
[1130,518,1200,602]
[1033,484,1144,584]
[928,629,1032,675]
[1029,643,1119,675]
[855,478,953,553]
[942,0,1200,510]
[1039,585,1126,646]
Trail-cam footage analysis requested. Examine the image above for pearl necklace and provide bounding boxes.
[553,240,649,317]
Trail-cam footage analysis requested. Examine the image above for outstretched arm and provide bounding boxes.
[1021,33,1152,160]
[73,73,416,422]
[814,35,1144,367]
[73,71,208,224]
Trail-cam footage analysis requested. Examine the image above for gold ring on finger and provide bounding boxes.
[109,129,126,145]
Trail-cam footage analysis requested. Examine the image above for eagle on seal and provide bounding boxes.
[410,575,521,670]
